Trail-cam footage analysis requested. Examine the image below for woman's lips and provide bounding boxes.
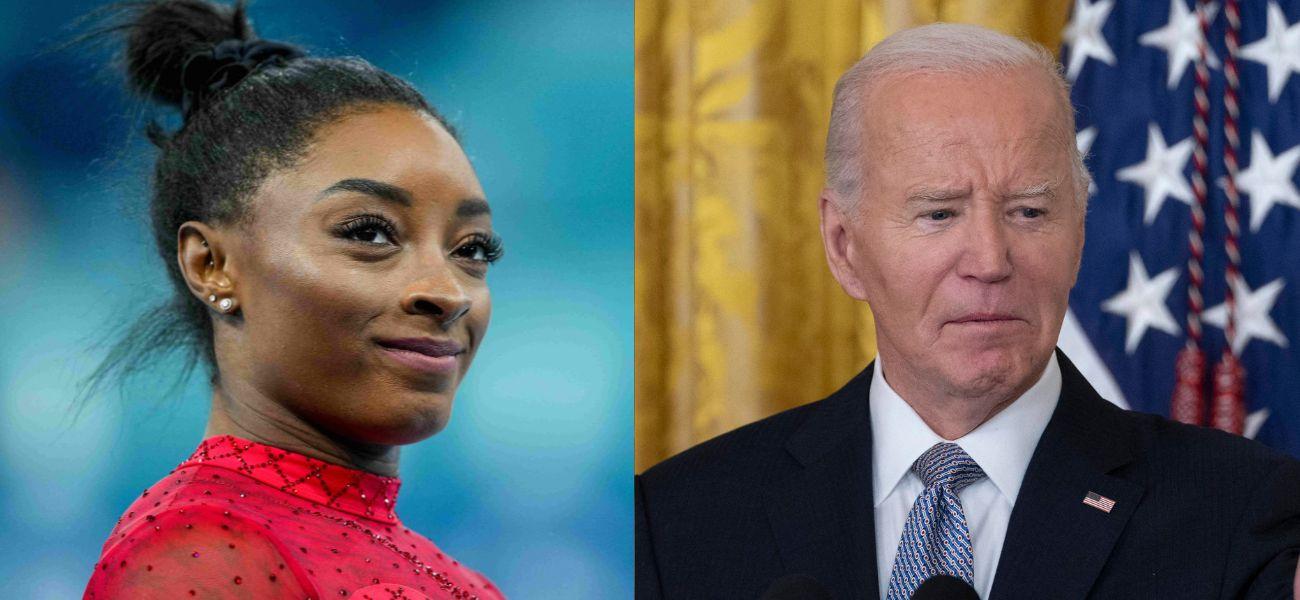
[375,338,464,375]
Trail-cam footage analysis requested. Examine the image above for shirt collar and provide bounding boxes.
[179,435,403,524]
[870,352,1061,507]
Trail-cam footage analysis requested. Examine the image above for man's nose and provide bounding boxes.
[400,259,472,328]
[955,209,1013,283]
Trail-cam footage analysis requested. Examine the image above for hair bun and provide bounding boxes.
[179,38,304,116]
[123,0,252,107]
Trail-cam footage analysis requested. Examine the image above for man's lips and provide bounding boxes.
[947,313,1024,325]
[375,337,465,375]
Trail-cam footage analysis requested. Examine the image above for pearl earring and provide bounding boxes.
[208,294,217,302]
[218,298,234,312]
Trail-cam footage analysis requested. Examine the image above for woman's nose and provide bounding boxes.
[401,271,472,328]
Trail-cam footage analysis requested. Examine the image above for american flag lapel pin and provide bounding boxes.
[1083,491,1116,513]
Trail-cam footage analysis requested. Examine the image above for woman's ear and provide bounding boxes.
[177,221,238,314]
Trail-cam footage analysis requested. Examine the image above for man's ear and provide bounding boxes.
[177,221,238,312]
[1068,203,1087,288]
[819,189,870,301]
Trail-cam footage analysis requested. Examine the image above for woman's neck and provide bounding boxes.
[203,385,401,477]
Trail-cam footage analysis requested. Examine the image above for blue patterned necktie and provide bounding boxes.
[884,442,986,600]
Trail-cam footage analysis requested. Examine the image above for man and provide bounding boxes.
[636,23,1300,600]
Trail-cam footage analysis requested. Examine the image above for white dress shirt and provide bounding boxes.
[871,353,1061,599]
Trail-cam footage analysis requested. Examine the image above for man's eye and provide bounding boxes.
[926,210,953,221]
[1018,207,1045,218]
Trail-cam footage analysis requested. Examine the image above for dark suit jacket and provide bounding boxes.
[636,350,1300,599]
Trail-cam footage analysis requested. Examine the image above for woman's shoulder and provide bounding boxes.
[100,464,282,540]
[85,500,314,599]
[84,467,316,599]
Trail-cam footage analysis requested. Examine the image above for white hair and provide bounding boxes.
[824,23,1091,211]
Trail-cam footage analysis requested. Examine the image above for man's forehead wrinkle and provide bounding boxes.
[873,119,1058,157]
[985,133,1076,175]
[866,120,948,161]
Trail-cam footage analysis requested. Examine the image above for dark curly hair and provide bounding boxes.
[78,0,456,405]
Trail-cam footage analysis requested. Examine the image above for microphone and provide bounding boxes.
[759,574,834,600]
[910,575,979,600]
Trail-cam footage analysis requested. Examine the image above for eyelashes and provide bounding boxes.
[333,213,503,264]
[334,214,398,245]
[455,232,505,264]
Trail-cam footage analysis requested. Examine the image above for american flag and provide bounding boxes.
[1083,491,1118,513]
[1060,0,1300,458]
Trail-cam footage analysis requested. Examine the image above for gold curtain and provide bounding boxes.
[635,0,1073,472]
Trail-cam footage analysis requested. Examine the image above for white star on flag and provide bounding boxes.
[1203,276,1288,356]
[1139,0,1220,89]
[1117,124,1195,224]
[1245,409,1271,440]
[1236,131,1300,232]
[1063,0,1116,81]
[1102,252,1182,353]
[1239,1,1300,103]
[1077,127,1098,196]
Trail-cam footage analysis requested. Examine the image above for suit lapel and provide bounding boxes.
[765,363,880,600]
[988,350,1145,600]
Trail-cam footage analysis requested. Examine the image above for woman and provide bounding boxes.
[82,1,505,598]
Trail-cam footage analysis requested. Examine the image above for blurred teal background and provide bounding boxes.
[0,1,631,598]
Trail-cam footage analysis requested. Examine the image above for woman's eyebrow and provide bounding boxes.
[457,198,491,219]
[317,178,413,207]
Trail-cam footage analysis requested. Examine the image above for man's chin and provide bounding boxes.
[937,349,1033,399]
